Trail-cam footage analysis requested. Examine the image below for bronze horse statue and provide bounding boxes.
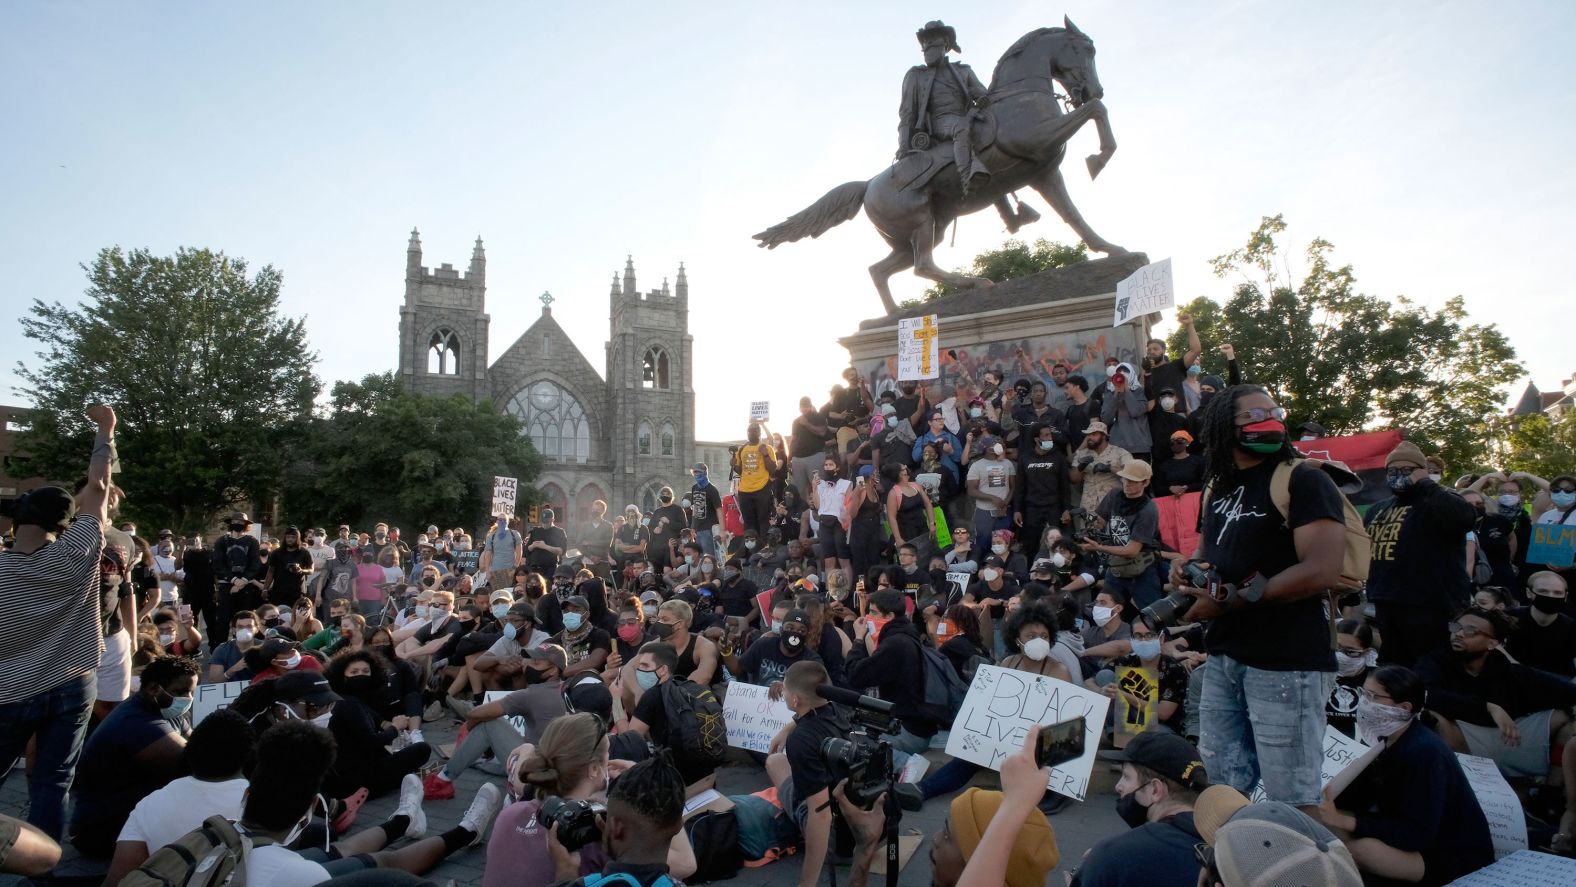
[753,18,1128,314]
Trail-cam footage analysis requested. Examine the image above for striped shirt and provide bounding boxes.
[0,515,105,703]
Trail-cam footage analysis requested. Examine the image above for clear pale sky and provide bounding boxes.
[4,1,1573,441]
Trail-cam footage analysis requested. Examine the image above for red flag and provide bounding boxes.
[1292,429,1403,471]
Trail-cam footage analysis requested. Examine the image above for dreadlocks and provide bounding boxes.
[1198,384,1299,490]
[607,748,686,832]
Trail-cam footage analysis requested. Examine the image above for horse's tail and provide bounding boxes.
[752,180,867,249]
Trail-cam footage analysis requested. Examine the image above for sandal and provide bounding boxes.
[332,787,369,835]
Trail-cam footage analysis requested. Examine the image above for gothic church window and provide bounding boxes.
[505,381,590,464]
[637,421,654,456]
[427,328,461,375]
[641,347,670,390]
[660,422,675,456]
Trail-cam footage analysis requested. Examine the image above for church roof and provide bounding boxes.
[491,303,604,394]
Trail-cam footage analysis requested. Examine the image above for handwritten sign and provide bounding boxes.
[944,571,972,603]
[193,680,249,725]
[1113,665,1159,743]
[453,549,481,575]
[491,476,518,519]
[1443,849,1576,885]
[1456,753,1528,859]
[898,314,940,380]
[749,401,770,422]
[1113,258,1174,325]
[722,681,795,753]
[483,690,528,738]
[1526,522,1576,568]
[945,664,1110,801]
[1248,726,1368,802]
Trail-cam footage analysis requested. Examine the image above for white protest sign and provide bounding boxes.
[1113,258,1174,326]
[193,680,250,725]
[1443,849,1576,885]
[897,314,940,381]
[945,664,1110,801]
[491,476,518,518]
[722,681,795,753]
[483,690,528,738]
[749,401,770,422]
[1247,725,1370,802]
[1456,753,1528,859]
[943,571,972,604]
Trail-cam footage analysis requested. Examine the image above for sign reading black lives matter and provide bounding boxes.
[491,476,518,518]
[945,664,1110,801]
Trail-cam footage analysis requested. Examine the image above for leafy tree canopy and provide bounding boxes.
[16,246,318,532]
[1499,411,1576,479]
[909,238,1088,304]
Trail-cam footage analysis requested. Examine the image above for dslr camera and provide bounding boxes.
[538,796,605,851]
[819,736,923,812]
[1142,560,1265,628]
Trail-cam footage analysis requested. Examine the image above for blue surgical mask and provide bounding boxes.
[563,613,584,632]
[635,669,660,690]
[771,619,784,633]
[502,622,518,641]
[1187,364,1201,377]
[491,603,510,620]
[162,694,194,721]
[1130,638,1162,659]
[1553,491,1576,509]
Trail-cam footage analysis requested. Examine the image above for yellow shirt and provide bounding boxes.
[736,443,774,493]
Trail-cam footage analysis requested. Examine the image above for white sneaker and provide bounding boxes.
[408,729,426,745]
[458,783,504,846]
[396,772,427,840]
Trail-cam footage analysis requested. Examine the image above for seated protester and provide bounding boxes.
[247,637,324,685]
[367,627,426,744]
[323,613,367,658]
[395,590,462,665]
[487,715,693,887]
[391,587,433,632]
[763,661,852,887]
[103,709,253,884]
[671,554,722,629]
[1047,536,1098,607]
[1312,665,1494,886]
[934,603,992,682]
[797,594,851,688]
[612,603,648,662]
[556,595,612,680]
[1072,732,1210,887]
[847,589,938,763]
[647,599,718,686]
[715,556,761,632]
[543,752,693,887]
[625,643,718,786]
[990,529,1029,584]
[325,652,432,800]
[965,553,1020,631]
[561,673,651,763]
[483,588,515,631]
[521,569,565,636]
[1328,618,1380,738]
[234,669,342,746]
[1415,606,1576,780]
[237,721,502,887]
[1473,586,1512,612]
[663,540,705,590]
[425,645,570,799]
[150,607,202,658]
[70,656,198,857]
[208,609,261,684]
[943,526,978,575]
[726,608,822,691]
[1084,460,1164,610]
[302,599,352,652]
[1082,589,1134,673]
[473,602,551,691]
[1506,571,1576,678]
[286,596,323,643]
[1098,614,1189,736]
[1193,790,1364,887]
[890,542,933,605]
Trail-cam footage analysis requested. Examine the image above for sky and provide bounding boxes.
[3,1,1574,442]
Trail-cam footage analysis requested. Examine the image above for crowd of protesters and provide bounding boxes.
[3,313,1576,886]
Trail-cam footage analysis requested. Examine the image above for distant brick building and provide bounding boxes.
[396,230,711,536]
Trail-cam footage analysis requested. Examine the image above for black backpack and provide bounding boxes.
[903,633,969,726]
[658,679,728,769]
[683,808,742,883]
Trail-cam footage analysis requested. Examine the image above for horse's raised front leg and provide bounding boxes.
[1084,98,1117,180]
[1031,167,1127,256]
[869,244,915,315]
[911,216,993,291]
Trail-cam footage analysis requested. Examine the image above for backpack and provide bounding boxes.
[904,633,969,726]
[121,815,271,887]
[731,791,799,865]
[659,679,728,768]
[683,808,743,882]
[1266,459,1371,591]
[582,873,677,887]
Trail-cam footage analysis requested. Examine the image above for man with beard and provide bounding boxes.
[265,526,314,609]
[425,644,569,798]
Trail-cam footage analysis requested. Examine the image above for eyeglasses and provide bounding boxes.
[1130,632,1160,642]
[1447,621,1490,638]
[1234,406,1287,424]
[1359,689,1395,705]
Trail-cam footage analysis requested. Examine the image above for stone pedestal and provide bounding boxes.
[839,253,1155,399]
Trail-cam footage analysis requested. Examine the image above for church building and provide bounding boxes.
[396,229,700,533]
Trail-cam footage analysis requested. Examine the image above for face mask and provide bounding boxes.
[279,608,293,622]
[723,567,741,580]
[1170,439,1189,453]
[161,694,194,721]
[1092,605,1116,626]
[641,518,651,527]
[700,562,714,574]
[1386,471,1414,494]
[694,474,708,487]
[980,568,1000,582]
[783,633,804,651]
[563,613,584,632]
[635,669,660,690]
[685,555,697,566]
[1115,784,1152,829]
[1038,440,1054,452]
[1238,420,1286,454]
[650,621,676,639]
[157,630,176,646]
[344,675,378,696]
[1355,696,1413,744]
[617,624,644,644]
[1531,593,1566,616]
[235,628,254,644]
[280,652,302,670]
[1553,491,1576,509]
[901,562,917,575]
[1336,649,1371,677]
[1130,638,1162,659]
[968,407,983,419]
[501,622,519,641]
[1497,493,1520,509]
[1426,472,1441,484]
[881,404,897,418]
[823,468,839,479]
[1105,365,1117,378]
[414,605,429,618]
[1187,364,1202,377]
[771,619,784,633]
[310,711,333,730]
[991,543,1007,555]
[1051,552,1068,568]
[1160,396,1176,411]
[491,603,510,620]
[1021,637,1051,661]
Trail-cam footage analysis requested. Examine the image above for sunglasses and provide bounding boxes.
[1234,406,1287,424]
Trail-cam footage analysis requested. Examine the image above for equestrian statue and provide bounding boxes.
[753,18,1128,314]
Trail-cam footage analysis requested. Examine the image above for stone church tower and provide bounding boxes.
[396,231,698,534]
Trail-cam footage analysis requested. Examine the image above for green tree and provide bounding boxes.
[1501,412,1576,478]
[280,372,541,531]
[911,237,1088,303]
[16,247,319,531]
[1180,216,1522,469]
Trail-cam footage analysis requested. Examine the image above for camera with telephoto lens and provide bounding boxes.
[537,796,605,851]
[1143,560,1232,628]
[819,737,922,812]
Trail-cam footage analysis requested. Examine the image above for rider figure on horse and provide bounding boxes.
[899,21,1040,233]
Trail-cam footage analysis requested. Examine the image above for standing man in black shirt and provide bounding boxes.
[525,508,568,576]
[179,533,218,652]
[1062,376,1094,453]
[1364,442,1477,666]
[213,512,263,627]
[576,499,616,583]
[1141,313,1201,411]
[789,397,831,502]
[687,463,723,559]
[646,489,686,574]
[1172,385,1347,812]
[264,527,314,608]
[1016,423,1072,563]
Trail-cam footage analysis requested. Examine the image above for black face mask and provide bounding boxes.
[522,665,552,685]
[1115,785,1152,829]
[1531,593,1565,616]
[343,675,378,697]
[650,621,677,639]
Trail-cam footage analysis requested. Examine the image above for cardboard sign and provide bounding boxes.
[192,680,249,724]
[1526,522,1576,568]
[749,401,770,422]
[1248,726,1369,802]
[721,681,795,753]
[897,314,940,380]
[1113,664,1159,744]
[1443,849,1576,885]
[945,664,1110,801]
[491,476,518,519]
[483,690,529,738]
[1113,258,1174,325]
[1456,753,1529,859]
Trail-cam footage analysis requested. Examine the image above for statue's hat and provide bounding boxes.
[916,21,961,53]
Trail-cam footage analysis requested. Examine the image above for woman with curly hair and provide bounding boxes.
[323,650,431,799]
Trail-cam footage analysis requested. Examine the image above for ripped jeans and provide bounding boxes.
[1198,653,1331,806]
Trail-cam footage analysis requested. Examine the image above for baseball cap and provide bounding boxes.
[1082,420,1109,435]
[948,788,1059,887]
[525,644,568,672]
[259,638,298,659]
[564,595,590,611]
[1116,732,1207,789]
[275,671,340,706]
[1116,461,1153,482]
[782,609,812,631]
[488,589,514,604]
[564,674,614,720]
[1193,785,1251,844]
[157,528,174,539]
[1031,558,1056,574]
[1170,429,1194,443]
[554,564,575,579]
[692,462,708,473]
[1209,801,1362,887]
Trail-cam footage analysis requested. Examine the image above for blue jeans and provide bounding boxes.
[970,509,1012,563]
[1198,654,1331,806]
[1103,561,1165,610]
[889,725,932,770]
[0,670,96,839]
[695,528,716,558]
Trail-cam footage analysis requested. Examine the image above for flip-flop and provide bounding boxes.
[332,787,369,834]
